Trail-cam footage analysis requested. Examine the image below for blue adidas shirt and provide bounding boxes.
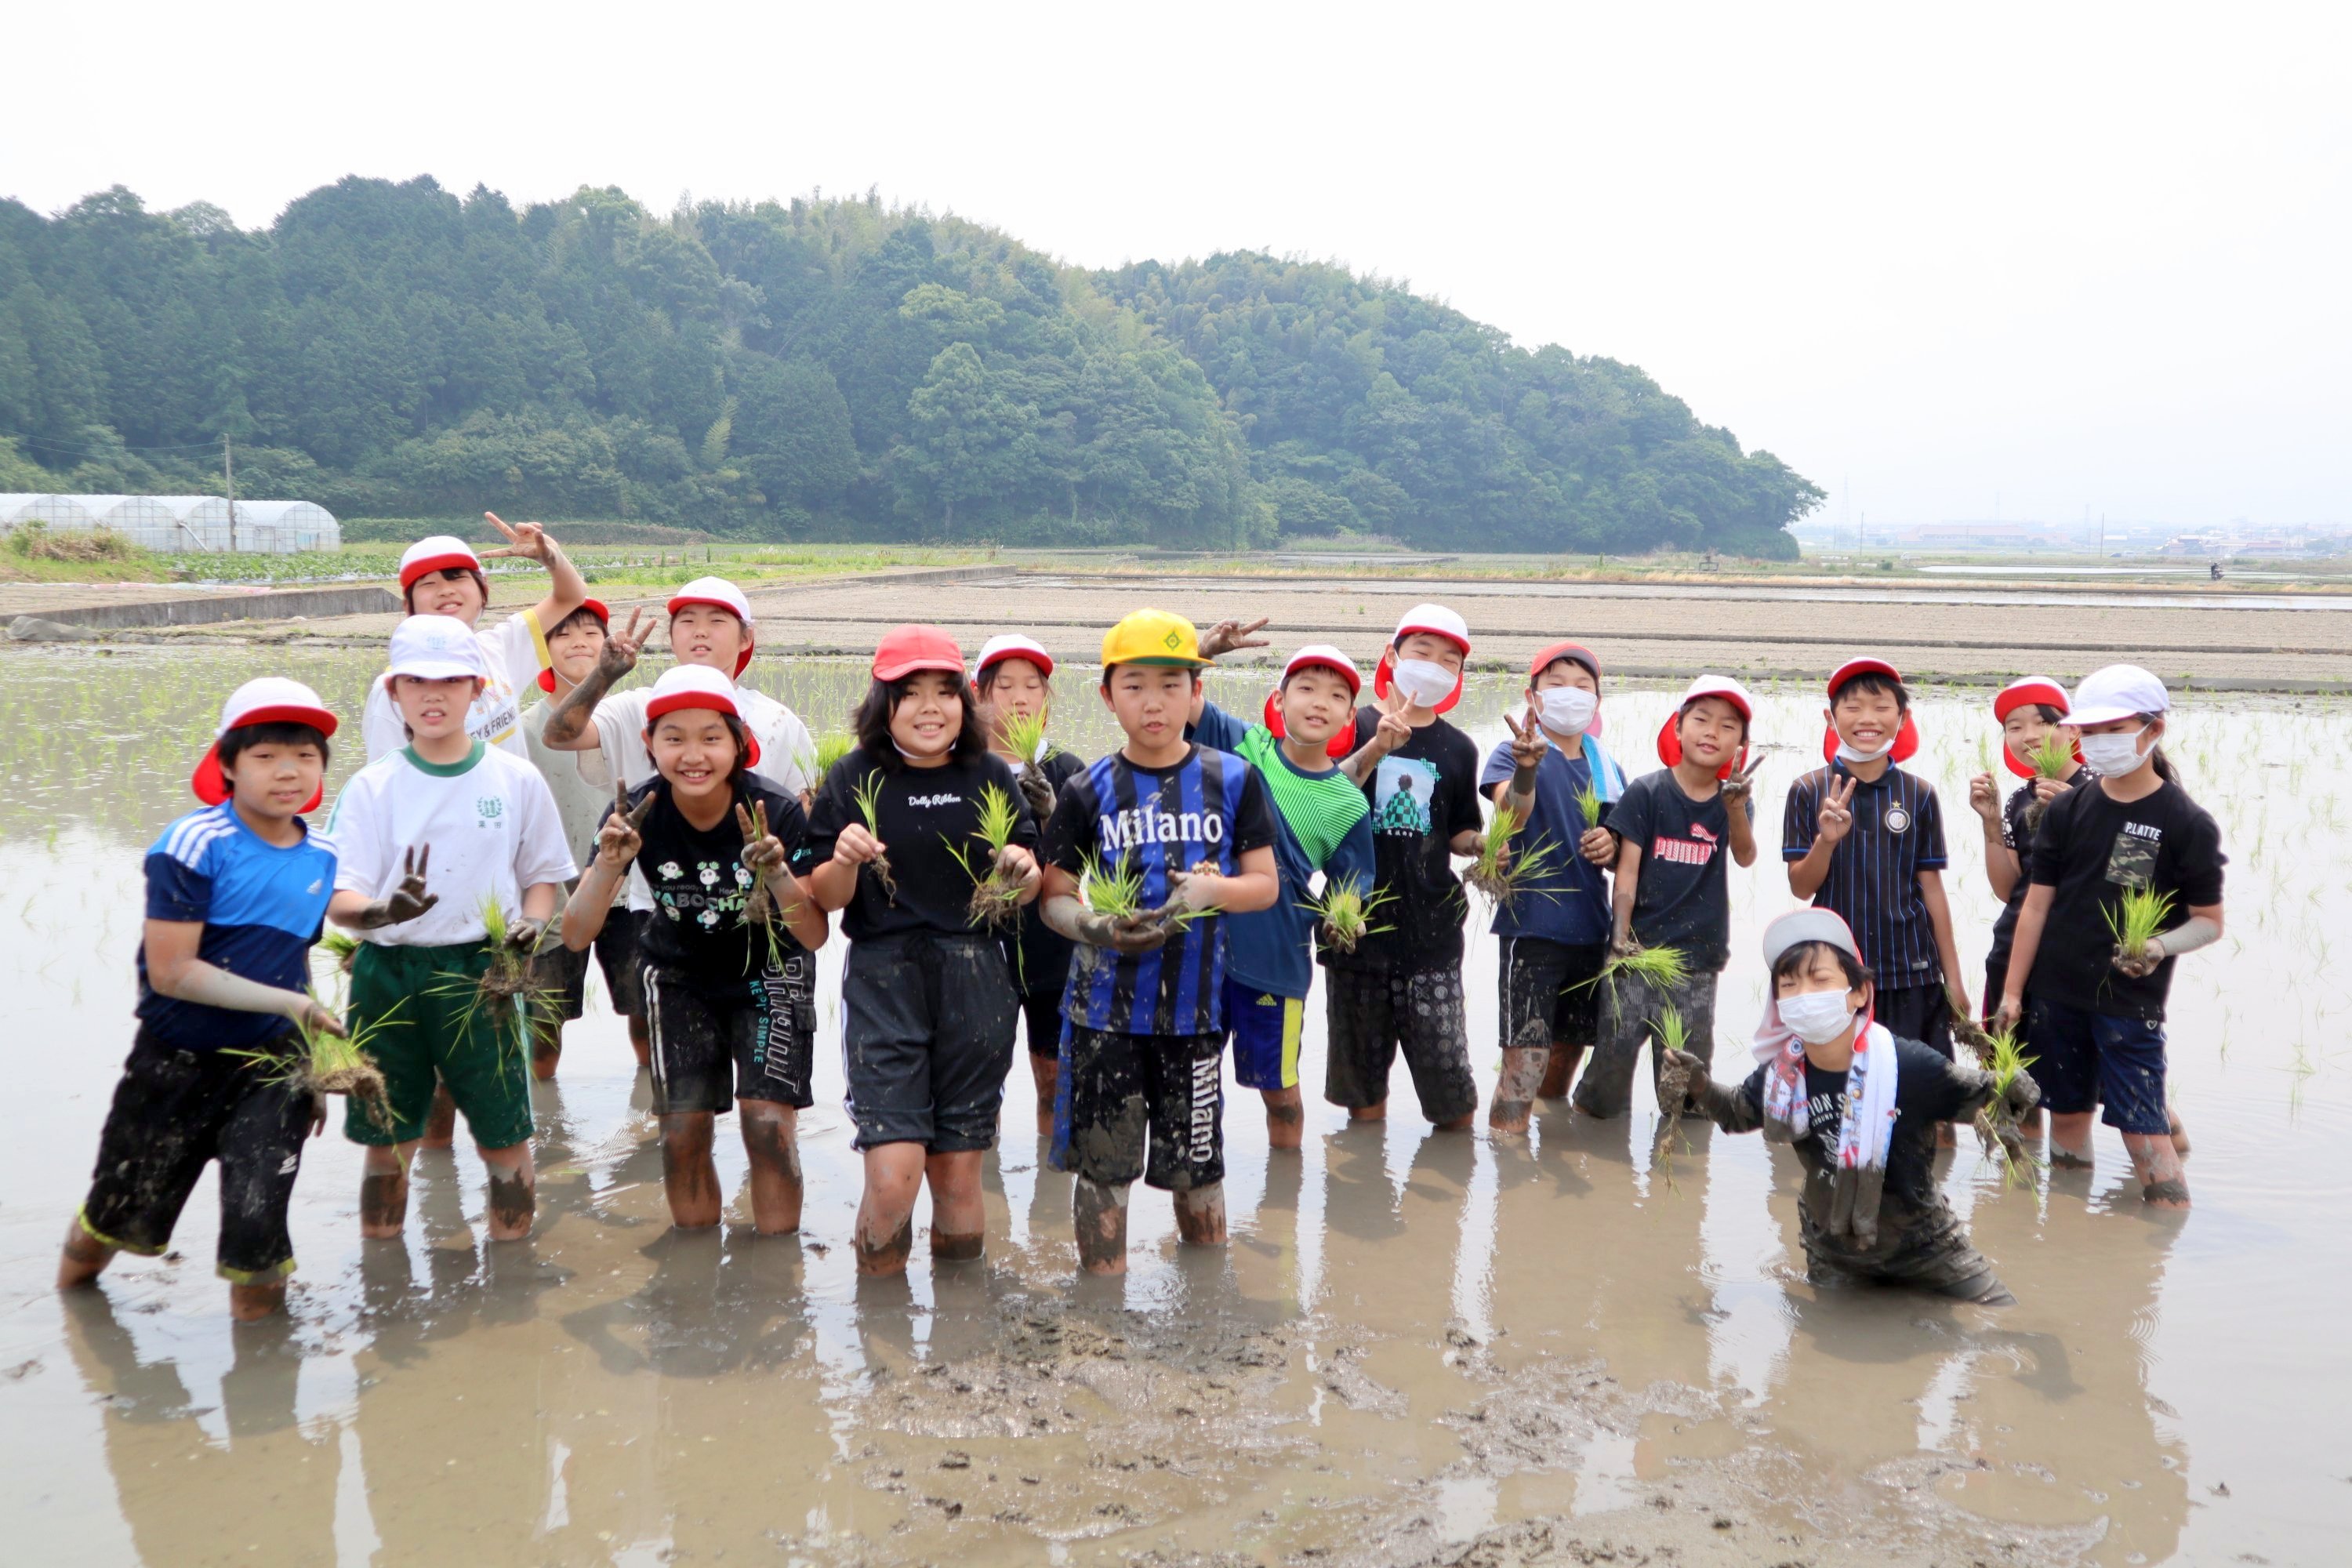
[138,803,338,1051]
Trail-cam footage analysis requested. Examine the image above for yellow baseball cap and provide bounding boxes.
[1101,608,1209,668]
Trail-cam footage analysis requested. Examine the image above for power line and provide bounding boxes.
[2,429,234,459]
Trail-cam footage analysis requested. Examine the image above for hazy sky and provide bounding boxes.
[13,4,2347,530]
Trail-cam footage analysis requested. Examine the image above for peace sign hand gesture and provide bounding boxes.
[1815,774,1860,845]
[1372,688,1415,754]
[477,511,556,564]
[595,607,650,685]
[353,845,439,929]
[1197,615,1272,660]
[1501,704,1547,774]
[1719,753,1766,805]
[597,781,655,869]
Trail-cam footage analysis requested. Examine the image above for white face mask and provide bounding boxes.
[1835,735,1894,764]
[2078,727,2150,776]
[1391,658,1457,708]
[1778,989,1859,1046]
[1537,687,1599,736]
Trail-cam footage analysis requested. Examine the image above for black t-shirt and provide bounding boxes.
[1987,771,2093,975]
[1328,710,1483,973]
[806,746,1038,942]
[2026,778,2225,1020]
[621,777,815,986]
[1609,767,1754,971]
[1007,747,1087,996]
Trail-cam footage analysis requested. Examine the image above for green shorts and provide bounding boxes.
[343,940,534,1150]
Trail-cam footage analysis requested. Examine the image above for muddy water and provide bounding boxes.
[1,648,2345,1566]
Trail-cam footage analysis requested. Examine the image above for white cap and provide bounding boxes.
[643,664,760,765]
[397,535,484,591]
[1390,602,1470,652]
[973,633,1055,681]
[1762,906,1860,970]
[1676,672,1755,722]
[2068,663,2170,728]
[1281,643,1363,695]
[384,615,489,682]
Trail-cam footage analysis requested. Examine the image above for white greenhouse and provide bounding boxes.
[0,494,339,554]
[0,494,98,532]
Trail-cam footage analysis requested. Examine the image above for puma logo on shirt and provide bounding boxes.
[1650,832,1721,866]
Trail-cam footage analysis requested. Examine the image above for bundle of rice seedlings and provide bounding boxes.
[1573,779,1606,833]
[1302,877,1394,955]
[999,709,1051,772]
[2020,732,2077,829]
[1948,997,2041,1186]
[1591,942,1691,994]
[233,998,405,1131]
[947,782,1027,929]
[428,895,564,1060]
[814,730,859,775]
[852,771,896,900]
[2103,884,2175,971]
[1080,850,1146,920]
[1648,1005,1695,1191]
[1464,804,1559,907]
[319,929,360,975]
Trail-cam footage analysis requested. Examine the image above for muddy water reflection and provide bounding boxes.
[1,648,2343,1565]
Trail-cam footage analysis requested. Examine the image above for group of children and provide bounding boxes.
[58,535,2228,1317]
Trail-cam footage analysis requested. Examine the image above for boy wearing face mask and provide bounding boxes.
[1668,909,2038,1303]
[1781,659,1964,1060]
[1327,604,1486,1131]
[1479,642,1625,1131]
[1994,665,2223,1209]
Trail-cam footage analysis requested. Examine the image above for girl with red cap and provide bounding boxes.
[361,515,588,763]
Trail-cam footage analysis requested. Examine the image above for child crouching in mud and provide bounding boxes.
[561,666,829,1234]
[1668,909,2039,1304]
[60,680,346,1320]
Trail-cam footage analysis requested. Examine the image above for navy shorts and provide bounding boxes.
[2029,998,2169,1134]
[1223,977,1304,1091]
[842,933,1018,1153]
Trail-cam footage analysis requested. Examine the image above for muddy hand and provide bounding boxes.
[299,996,347,1040]
[2112,938,2164,979]
[1197,615,1272,659]
[596,607,649,683]
[479,511,553,562]
[1991,996,2024,1034]
[1016,764,1057,822]
[995,844,1040,898]
[2000,1066,2041,1120]
[1720,753,1766,804]
[1071,906,1167,954]
[598,781,653,866]
[1579,825,1617,865]
[1967,771,2000,823]
[1610,933,1644,960]
[1502,705,1545,772]
[356,845,439,928]
[1163,864,1224,915]
[735,800,786,876]
[503,916,546,953]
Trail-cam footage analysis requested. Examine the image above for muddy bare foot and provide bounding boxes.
[856,1217,915,1276]
[1263,1088,1305,1150]
[2049,1146,2095,1171]
[226,1282,287,1322]
[358,1169,408,1236]
[1073,1177,1128,1274]
[1173,1181,1226,1247]
[56,1220,112,1288]
[1348,1102,1388,1123]
[931,1229,984,1261]
[486,1167,536,1239]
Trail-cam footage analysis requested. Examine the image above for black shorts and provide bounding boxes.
[531,906,646,1022]
[643,953,817,1116]
[1498,937,1606,1050]
[1323,966,1478,1123]
[842,932,1018,1153]
[1051,1025,1225,1192]
[1875,982,1955,1062]
[77,1029,314,1284]
[1019,988,1064,1059]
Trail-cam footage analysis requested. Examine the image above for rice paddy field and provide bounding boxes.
[0,644,2345,1566]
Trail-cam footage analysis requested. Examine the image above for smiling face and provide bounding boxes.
[390,674,483,742]
[1677,695,1748,772]
[1102,664,1199,755]
[1395,631,1465,677]
[889,670,964,760]
[546,613,607,688]
[1828,684,1904,753]
[406,568,485,625]
[1773,942,1870,1011]
[981,655,1051,735]
[648,709,742,801]
[670,604,748,674]
[225,739,325,820]
[2002,705,2074,763]
[1278,664,1356,747]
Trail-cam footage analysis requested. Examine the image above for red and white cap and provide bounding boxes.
[535,598,610,692]
[1371,602,1472,715]
[1820,655,1920,764]
[972,633,1054,682]
[1656,673,1755,778]
[1527,639,1606,735]
[191,677,339,811]
[642,664,761,766]
[666,576,757,676]
[398,535,485,593]
[1993,675,2078,778]
[873,623,965,682]
[2068,663,2170,728]
[1262,644,1363,758]
[384,615,489,684]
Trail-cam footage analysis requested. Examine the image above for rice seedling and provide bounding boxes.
[1648,1005,1694,1192]
[1465,804,1559,908]
[999,709,1051,771]
[947,782,1028,928]
[2104,884,2176,971]
[1080,850,1146,920]
[1949,1000,2042,1187]
[2026,731,2074,779]
[1573,779,1606,832]
[1301,876,1394,955]
[231,996,405,1131]
[320,929,360,975]
[852,771,896,900]
[427,895,564,1062]
[1588,942,1691,994]
[814,730,859,776]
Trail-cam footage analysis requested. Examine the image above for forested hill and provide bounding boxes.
[0,177,1820,555]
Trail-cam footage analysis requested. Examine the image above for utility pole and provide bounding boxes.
[2098,511,2106,558]
[223,434,237,554]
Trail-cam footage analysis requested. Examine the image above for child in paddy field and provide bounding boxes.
[59,681,345,1321]
[1671,909,2038,1304]
[1479,641,1626,1131]
[1577,675,1762,1119]
[1325,603,1486,1131]
[1996,665,2223,1209]
[561,666,830,1234]
[1966,676,2089,1121]
[1038,609,1280,1274]
[805,626,1044,1276]
[361,519,588,762]
[521,598,651,1076]
[1189,641,1377,1151]
[327,617,576,1243]
[1781,659,1965,1058]
[973,633,1089,1132]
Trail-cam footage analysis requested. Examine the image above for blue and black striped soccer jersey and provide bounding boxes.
[1044,745,1278,1036]
[1781,762,1949,983]
[139,804,338,1051]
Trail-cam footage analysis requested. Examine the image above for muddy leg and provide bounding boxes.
[2048,1110,2096,1169]
[359,1144,412,1238]
[1348,1100,1388,1123]
[420,1080,458,1150]
[56,1217,116,1289]
[1261,1087,1305,1150]
[530,1014,564,1082]
[627,1013,651,1069]
[1536,1044,1581,1100]
[1073,1176,1129,1274]
[659,1112,722,1229]
[925,1149,986,1261]
[2122,1132,2190,1209]
[1172,1180,1227,1247]
[479,1140,536,1240]
[226,1282,288,1322]
[2168,1104,2190,1160]
[1030,1052,1058,1135]
[739,1100,804,1235]
[856,1143,924,1276]
[1490,1045,1549,1133]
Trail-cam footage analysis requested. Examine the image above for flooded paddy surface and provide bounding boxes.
[2,646,2347,1566]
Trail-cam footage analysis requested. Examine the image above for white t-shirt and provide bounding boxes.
[520,699,618,874]
[589,680,815,913]
[326,741,577,947]
[362,611,548,764]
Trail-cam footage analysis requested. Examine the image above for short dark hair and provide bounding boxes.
[1833,671,1909,712]
[216,720,331,791]
[547,604,608,639]
[2028,702,2066,725]
[643,710,753,786]
[975,659,1051,697]
[854,670,987,768]
[1098,663,1204,691]
[401,566,488,614]
[1770,940,1871,992]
